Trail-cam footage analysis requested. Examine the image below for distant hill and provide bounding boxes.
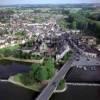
[0,3,100,8]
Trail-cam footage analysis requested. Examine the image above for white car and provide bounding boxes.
[83,67,87,71]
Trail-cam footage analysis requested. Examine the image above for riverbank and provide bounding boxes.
[7,74,67,93]
[8,76,42,91]
[0,56,44,64]
[55,83,67,93]
[8,76,67,93]
[0,44,44,64]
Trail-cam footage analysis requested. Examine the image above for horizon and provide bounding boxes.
[0,0,100,5]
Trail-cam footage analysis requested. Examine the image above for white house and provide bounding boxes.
[83,51,97,58]
[56,45,70,61]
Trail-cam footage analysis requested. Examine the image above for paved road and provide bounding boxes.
[36,53,76,100]
[68,35,100,66]
[72,55,100,66]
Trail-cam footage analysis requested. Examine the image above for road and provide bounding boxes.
[72,55,100,66]
[36,53,76,100]
[69,35,100,66]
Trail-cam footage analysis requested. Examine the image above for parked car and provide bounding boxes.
[83,66,87,71]
[90,66,96,71]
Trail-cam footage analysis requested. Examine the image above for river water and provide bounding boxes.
[0,60,100,100]
[0,60,31,79]
[50,85,100,100]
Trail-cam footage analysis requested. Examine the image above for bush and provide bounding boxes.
[57,79,65,90]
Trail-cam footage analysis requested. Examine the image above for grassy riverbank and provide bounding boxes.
[9,75,43,91]
[0,56,44,64]
[0,44,44,64]
[8,57,55,91]
[56,79,66,90]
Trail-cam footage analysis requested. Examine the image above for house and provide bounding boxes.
[82,47,97,58]
[81,36,96,46]
[70,30,80,35]
[83,51,97,58]
[46,48,55,56]
[40,42,48,54]
[56,45,70,61]
[96,44,100,51]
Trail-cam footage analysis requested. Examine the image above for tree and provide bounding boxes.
[35,67,48,81]
[19,64,40,85]
[31,64,48,82]
[31,63,40,75]
[58,19,67,30]
[15,31,26,36]
[72,21,77,29]
[19,73,34,85]
[34,10,41,13]
[62,10,70,15]
[68,14,75,23]
[19,57,55,84]
[3,48,12,57]
[44,57,55,79]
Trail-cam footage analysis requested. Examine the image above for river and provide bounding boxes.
[0,81,100,100]
[50,85,100,100]
[0,60,100,100]
[0,60,31,79]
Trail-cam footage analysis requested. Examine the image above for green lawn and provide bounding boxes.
[0,45,19,54]
[9,74,42,91]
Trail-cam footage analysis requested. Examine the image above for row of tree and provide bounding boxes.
[0,9,14,23]
[65,11,100,39]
